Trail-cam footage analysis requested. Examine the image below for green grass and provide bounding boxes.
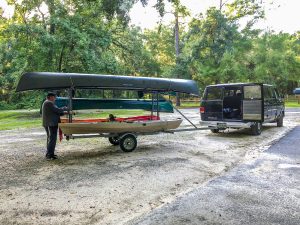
[178,102,200,108]
[0,109,147,131]
[0,110,41,131]
[285,101,300,108]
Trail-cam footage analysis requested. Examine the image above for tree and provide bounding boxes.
[0,0,160,107]
[183,8,241,88]
[251,32,300,93]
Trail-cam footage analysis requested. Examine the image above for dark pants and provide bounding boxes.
[44,126,58,157]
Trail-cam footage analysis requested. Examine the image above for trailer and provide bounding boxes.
[16,72,212,152]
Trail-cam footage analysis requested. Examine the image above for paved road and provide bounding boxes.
[130,126,300,225]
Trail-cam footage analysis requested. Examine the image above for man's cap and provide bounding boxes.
[47,92,57,98]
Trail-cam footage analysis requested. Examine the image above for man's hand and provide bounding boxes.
[65,110,75,115]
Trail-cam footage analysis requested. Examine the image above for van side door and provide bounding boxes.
[263,85,274,122]
[243,84,264,122]
[272,87,284,120]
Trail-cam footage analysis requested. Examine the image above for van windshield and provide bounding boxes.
[206,87,222,100]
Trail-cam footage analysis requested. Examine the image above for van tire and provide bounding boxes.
[251,122,262,135]
[210,129,219,133]
[277,115,283,127]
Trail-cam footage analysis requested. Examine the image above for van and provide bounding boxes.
[200,83,285,135]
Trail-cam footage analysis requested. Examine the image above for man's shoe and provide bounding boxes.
[45,155,58,160]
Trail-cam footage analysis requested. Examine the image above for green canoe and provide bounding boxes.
[55,97,174,113]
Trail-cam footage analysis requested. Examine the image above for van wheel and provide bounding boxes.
[210,129,219,133]
[251,122,262,135]
[277,115,283,127]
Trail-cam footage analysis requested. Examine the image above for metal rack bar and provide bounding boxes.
[151,92,154,120]
[173,106,198,129]
[156,91,159,118]
[68,88,73,123]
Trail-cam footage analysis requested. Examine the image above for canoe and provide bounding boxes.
[59,119,183,135]
[55,97,174,113]
[16,72,200,96]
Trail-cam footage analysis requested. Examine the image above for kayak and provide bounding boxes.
[59,119,183,135]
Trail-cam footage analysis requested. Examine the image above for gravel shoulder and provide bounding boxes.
[0,109,299,225]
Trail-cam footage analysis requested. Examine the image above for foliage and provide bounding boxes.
[0,0,299,110]
[250,32,300,93]
[0,0,159,108]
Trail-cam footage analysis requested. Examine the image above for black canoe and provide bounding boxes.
[16,72,199,96]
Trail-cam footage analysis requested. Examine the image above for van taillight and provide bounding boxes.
[200,107,205,113]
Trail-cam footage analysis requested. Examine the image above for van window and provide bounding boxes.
[244,85,261,99]
[206,87,222,100]
[271,87,278,99]
[274,88,280,98]
[263,86,273,99]
[224,87,242,97]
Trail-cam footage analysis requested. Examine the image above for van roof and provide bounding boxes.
[206,83,273,88]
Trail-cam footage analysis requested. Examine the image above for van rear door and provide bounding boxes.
[201,86,223,121]
[243,84,263,122]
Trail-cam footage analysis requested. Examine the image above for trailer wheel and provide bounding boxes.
[277,115,283,127]
[210,129,219,133]
[120,134,137,152]
[109,137,120,146]
[251,122,262,135]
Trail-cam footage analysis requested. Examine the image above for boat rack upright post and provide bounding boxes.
[150,91,160,120]
[68,88,73,123]
[151,92,154,120]
[156,92,159,118]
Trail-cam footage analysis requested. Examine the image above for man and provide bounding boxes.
[42,92,68,160]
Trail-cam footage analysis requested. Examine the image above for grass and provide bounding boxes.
[285,101,300,108]
[0,109,146,131]
[0,110,42,131]
[178,102,200,108]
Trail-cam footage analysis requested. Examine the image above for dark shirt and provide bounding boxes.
[42,100,65,127]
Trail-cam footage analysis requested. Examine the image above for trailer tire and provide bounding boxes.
[277,114,283,127]
[251,122,262,135]
[210,129,219,133]
[109,137,120,145]
[120,134,137,152]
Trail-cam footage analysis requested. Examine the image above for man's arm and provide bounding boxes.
[49,102,66,115]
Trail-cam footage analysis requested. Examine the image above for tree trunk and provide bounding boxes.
[45,0,55,69]
[174,11,181,106]
[58,45,65,72]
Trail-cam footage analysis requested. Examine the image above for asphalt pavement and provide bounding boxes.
[130,126,300,225]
